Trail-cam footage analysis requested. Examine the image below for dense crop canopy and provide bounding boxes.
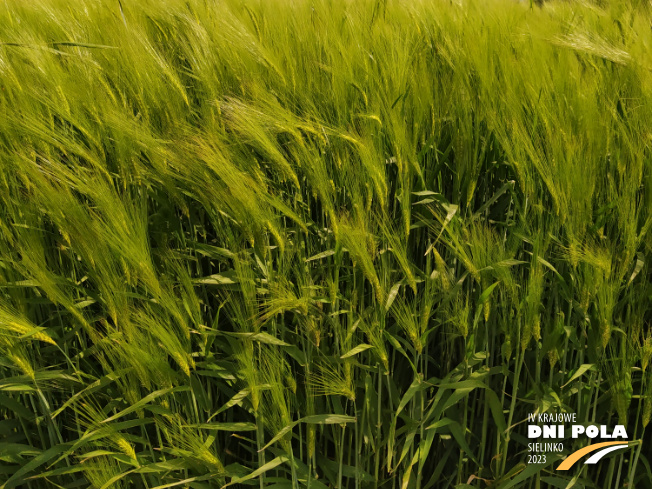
[0,0,650,488]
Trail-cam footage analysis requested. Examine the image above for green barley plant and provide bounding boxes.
[0,0,650,488]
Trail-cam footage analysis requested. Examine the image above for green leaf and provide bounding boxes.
[495,455,560,489]
[439,420,480,467]
[471,180,515,220]
[628,253,644,285]
[102,386,188,423]
[478,281,500,304]
[300,414,356,424]
[224,332,290,346]
[222,456,289,488]
[385,281,402,311]
[493,259,527,268]
[208,388,251,420]
[49,42,118,49]
[1,443,72,489]
[485,388,507,434]
[562,364,595,388]
[193,274,237,285]
[260,414,356,451]
[341,344,374,359]
[189,422,256,431]
[305,250,335,261]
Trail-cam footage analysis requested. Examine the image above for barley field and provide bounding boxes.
[0,0,650,488]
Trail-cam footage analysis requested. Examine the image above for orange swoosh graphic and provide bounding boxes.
[557,441,628,470]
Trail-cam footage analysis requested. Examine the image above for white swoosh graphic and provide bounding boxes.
[584,445,628,464]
